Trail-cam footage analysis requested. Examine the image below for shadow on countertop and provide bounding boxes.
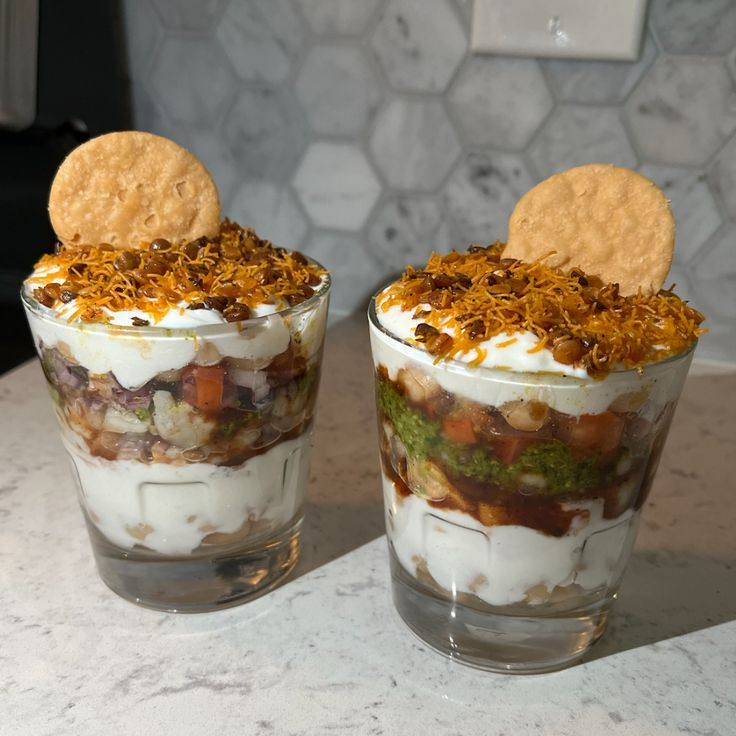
[588,369,736,661]
[297,320,736,663]
[588,548,736,663]
[295,311,384,579]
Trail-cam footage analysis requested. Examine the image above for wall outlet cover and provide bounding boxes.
[471,0,647,60]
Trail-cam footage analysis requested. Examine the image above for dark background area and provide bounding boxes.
[1,0,131,373]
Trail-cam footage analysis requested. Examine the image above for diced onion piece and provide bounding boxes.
[103,405,150,434]
[152,390,215,449]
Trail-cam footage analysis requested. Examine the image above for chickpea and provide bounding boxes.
[502,400,549,432]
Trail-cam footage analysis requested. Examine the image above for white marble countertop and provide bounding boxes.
[2,320,736,735]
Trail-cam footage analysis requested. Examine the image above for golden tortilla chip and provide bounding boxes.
[505,164,674,296]
[49,131,220,249]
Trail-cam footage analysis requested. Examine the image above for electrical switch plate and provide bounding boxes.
[471,0,647,60]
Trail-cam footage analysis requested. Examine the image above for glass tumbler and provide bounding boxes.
[369,298,693,673]
[23,276,329,612]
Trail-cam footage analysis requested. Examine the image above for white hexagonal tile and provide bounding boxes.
[664,263,697,305]
[223,88,306,180]
[369,98,460,192]
[370,0,466,93]
[447,57,553,150]
[693,226,736,322]
[182,130,241,213]
[229,182,307,249]
[661,264,732,361]
[650,0,736,55]
[528,106,637,179]
[121,0,162,79]
[453,0,473,26]
[625,57,736,167]
[294,0,381,35]
[542,33,657,104]
[151,0,225,30]
[150,37,233,126]
[302,232,387,314]
[443,153,535,244]
[728,48,736,85]
[691,319,736,363]
[639,165,722,264]
[217,0,304,84]
[367,196,454,271]
[128,84,175,141]
[295,46,382,136]
[708,135,736,221]
[293,143,381,231]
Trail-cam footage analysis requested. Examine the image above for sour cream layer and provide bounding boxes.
[371,297,689,417]
[23,283,328,390]
[384,477,639,608]
[67,435,311,556]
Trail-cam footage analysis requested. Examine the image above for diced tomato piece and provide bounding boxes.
[182,365,225,413]
[557,411,625,461]
[442,416,477,444]
[494,436,537,465]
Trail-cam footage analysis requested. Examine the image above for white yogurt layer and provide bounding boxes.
[377,301,591,378]
[384,476,639,607]
[24,285,329,390]
[371,299,690,417]
[66,436,311,556]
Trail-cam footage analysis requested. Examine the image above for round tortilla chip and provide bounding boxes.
[504,164,674,296]
[49,131,220,249]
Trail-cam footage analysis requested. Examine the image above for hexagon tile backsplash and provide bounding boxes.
[123,0,736,363]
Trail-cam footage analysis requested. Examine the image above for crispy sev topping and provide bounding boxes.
[27,220,325,324]
[378,243,705,377]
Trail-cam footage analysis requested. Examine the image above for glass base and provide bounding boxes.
[389,545,610,674]
[87,515,302,613]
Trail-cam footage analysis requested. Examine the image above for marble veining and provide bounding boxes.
[149,37,233,127]
[708,135,736,222]
[370,0,466,93]
[293,142,381,231]
[216,0,304,84]
[295,0,381,36]
[442,152,534,244]
[649,0,736,55]
[448,56,553,150]
[367,195,455,271]
[528,105,638,178]
[229,181,308,250]
[369,98,461,192]
[639,164,722,264]
[624,57,736,166]
[295,45,382,136]
[301,234,385,314]
[2,322,735,734]
[151,0,225,31]
[222,87,307,181]
[122,0,736,358]
[542,33,657,105]
[693,226,736,323]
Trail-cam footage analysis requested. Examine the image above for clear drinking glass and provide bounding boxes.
[22,275,329,612]
[369,297,694,673]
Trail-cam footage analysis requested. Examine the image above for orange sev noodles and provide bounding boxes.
[26,220,325,324]
[378,243,705,377]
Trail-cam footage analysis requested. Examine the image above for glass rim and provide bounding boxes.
[367,289,697,381]
[21,257,331,338]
